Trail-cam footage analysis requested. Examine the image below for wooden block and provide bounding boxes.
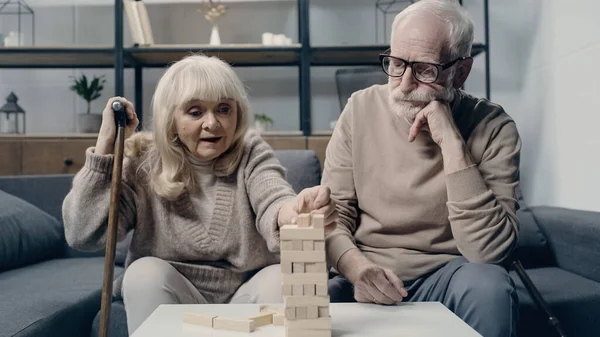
[260,305,284,314]
[297,213,311,227]
[292,240,303,251]
[281,261,292,274]
[303,240,314,251]
[285,296,330,307]
[285,306,296,320]
[213,317,254,332]
[281,240,294,251]
[307,306,318,319]
[318,307,330,317]
[286,329,332,337]
[282,284,292,296]
[305,262,327,273]
[281,250,326,263]
[295,307,307,319]
[250,313,273,327]
[280,225,324,240]
[292,262,305,273]
[314,241,325,251]
[316,284,328,296]
[273,313,285,326]
[283,273,328,285]
[182,312,216,327]
[304,284,316,296]
[292,284,304,296]
[286,317,330,330]
[311,213,325,228]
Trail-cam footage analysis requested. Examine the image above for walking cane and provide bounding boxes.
[99,100,128,337]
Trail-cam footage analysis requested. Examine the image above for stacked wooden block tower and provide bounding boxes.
[280,213,331,337]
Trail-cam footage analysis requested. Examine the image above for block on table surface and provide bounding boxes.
[285,329,332,337]
[303,240,314,251]
[311,213,325,228]
[213,317,254,333]
[280,226,325,240]
[314,241,325,251]
[250,313,273,327]
[273,313,285,326]
[304,284,316,296]
[281,250,326,263]
[297,213,311,227]
[259,305,284,315]
[182,312,216,328]
[285,295,330,307]
[286,316,331,330]
[292,262,305,273]
[283,273,328,285]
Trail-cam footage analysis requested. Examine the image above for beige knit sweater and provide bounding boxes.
[62,130,296,303]
[323,84,521,281]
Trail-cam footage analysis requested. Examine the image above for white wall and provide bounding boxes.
[1,0,599,212]
[462,0,600,212]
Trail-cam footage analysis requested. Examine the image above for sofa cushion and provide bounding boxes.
[514,206,554,268]
[90,301,129,337]
[0,190,64,272]
[0,257,123,337]
[274,150,322,193]
[511,267,600,337]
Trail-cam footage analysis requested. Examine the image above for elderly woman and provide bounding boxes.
[62,54,337,334]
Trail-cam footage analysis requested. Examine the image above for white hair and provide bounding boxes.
[125,54,250,200]
[391,0,474,60]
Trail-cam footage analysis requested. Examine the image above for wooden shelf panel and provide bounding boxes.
[311,43,487,66]
[127,44,302,67]
[0,46,116,68]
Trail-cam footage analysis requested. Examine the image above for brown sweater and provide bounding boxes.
[323,84,521,281]
[62,130,296,303]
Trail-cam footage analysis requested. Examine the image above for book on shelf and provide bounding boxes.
[124,0,154,46]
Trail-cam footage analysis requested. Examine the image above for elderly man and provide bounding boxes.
[323,1,520,336]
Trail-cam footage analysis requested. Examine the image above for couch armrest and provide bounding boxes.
[531,206,600,283]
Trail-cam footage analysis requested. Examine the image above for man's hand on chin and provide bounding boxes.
[407,100,475,174]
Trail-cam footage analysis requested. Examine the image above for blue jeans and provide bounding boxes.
[328,257,518,337]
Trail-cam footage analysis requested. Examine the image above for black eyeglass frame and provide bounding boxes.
[378,52,471,84]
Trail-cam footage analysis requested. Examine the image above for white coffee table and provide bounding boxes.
[131,302,482,337]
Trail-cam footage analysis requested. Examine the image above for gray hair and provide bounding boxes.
[391,0,474,60]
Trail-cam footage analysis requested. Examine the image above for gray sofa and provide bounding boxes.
[1,149,599,337]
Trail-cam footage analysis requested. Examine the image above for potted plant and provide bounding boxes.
[70,74,106,133]
[254,113,273,133]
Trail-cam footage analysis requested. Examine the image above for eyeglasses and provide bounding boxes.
[379,53,469,84]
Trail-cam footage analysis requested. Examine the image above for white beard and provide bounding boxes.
[388,78,456,125]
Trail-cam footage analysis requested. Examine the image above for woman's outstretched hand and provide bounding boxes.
[278,185,338,235]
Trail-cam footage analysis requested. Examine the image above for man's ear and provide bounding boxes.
[452,57,473,89]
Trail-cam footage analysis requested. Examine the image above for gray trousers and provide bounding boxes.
[328,257,519,337]
[122,257,283,335]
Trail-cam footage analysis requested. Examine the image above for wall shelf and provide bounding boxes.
[127,44,302,67]
[0,0,491,136]
[0,46,116,68]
